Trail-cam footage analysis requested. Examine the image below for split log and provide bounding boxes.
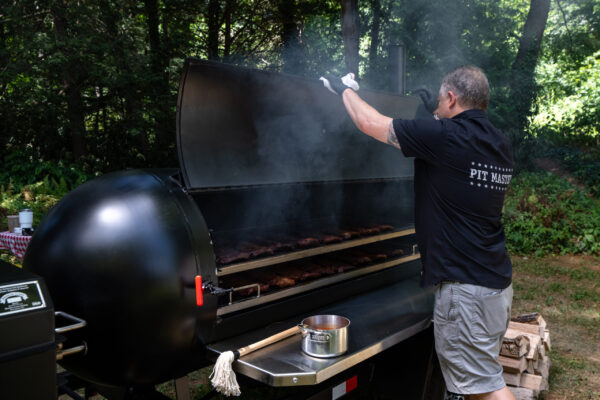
[503,372,521,387]
[509,320,545,338]
[500,335,530,359]
[534,355,551,379]
[508,386,538,400]
[499,355,527,373]
[504,328,541,360]
[519,372,548,391]
[510,313,546,337]
[543,329,551,351]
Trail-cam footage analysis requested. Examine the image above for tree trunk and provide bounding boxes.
[50,1,87,159]
[144,0,162,72]
[207,0,220,60]
[144,0,173,162]
[224,0,232,58]
[341,0,359,77]
[511,0,551,129]
[279,0,305,75]
[367,0,381,87]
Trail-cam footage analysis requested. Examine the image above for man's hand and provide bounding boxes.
[412,86,438,113]
[319,73,359,95]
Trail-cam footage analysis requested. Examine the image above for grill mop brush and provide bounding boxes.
[210,325,300,396]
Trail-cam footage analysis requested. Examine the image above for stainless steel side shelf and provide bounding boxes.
[208,276,435,386]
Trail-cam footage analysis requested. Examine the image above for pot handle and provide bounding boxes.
[297,323,319,336]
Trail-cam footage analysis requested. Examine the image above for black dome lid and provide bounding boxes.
[176,59,420,189]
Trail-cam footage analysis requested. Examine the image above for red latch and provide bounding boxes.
[195,275,204,306]
[346,375,357,393]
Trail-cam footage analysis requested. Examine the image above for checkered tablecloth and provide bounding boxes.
[0,231,32,260]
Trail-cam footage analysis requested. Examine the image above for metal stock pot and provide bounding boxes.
[299,315,350,358]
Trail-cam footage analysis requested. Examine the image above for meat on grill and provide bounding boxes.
[263,273,296,289]
[241,242,274,258]
[389,248,405,257]
[349,249,387,262]
[333,251,371,266]
[313,257,355,273]
[297,237,320,248]
[334,229,360,239]
[214,224,397,265]
[318,234,343,244]
[215,247,251,265]
[257,239,295,252]
[283,264,321,282]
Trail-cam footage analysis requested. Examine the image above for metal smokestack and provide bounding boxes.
[388,43,406,95]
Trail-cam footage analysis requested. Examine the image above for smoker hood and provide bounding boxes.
[176,59,421,190]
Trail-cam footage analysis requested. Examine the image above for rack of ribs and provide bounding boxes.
[333,250,372,266]
[313,257,355,273]
[296,237,320,248]
[240,242,275,258]
[284,263,322,281]
[347,248,387,263]
[215,246,251,265]
[256,238,296,253]
[316,233,343,244]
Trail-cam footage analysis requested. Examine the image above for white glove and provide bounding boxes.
[319,73,360,95]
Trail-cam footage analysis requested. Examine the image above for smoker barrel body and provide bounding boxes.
[23,169,217,386]
[22,59,431,391]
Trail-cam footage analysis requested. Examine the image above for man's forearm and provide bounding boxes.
[341,89,393,145]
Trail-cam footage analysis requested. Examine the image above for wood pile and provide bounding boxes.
[500,313,551,400]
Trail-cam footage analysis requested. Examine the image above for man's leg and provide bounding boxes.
[434,282,514,397]
[466,386,516,400]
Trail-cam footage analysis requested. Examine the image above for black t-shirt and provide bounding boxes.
[393,109,513,289]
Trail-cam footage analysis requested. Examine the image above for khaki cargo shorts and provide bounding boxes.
[433,281,513,395]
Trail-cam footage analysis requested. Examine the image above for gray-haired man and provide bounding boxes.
[320,66,515,400]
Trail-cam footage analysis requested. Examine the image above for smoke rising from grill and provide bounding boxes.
[180,60,418,235]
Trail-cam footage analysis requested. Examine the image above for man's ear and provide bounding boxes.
[447,91,458,108]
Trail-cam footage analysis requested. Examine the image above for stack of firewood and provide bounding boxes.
[499,313,551,400]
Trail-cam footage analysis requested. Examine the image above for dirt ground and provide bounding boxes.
[511,255,600,399]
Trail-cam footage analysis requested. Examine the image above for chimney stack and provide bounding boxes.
[388,43,406,95]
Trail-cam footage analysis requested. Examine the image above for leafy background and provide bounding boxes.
[1,0,600,257]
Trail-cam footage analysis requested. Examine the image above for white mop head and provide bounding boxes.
[210,351,241,396]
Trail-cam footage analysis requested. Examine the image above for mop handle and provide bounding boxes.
[235,325,300,359]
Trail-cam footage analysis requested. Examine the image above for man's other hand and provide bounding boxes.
[412,86,438,113]
[319,73,359,96]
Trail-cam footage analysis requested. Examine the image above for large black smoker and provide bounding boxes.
[4,59,444,399]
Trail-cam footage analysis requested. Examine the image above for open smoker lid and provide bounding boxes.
[176,58,421,189]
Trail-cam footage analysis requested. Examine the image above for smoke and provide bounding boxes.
[182,61,416,234]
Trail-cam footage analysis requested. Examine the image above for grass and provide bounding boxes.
[511,255,600,400]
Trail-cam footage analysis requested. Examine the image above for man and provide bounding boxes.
[320,66,515,400]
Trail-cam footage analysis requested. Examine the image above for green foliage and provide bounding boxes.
[530,51,600,145]
[541,146,600,197]
[0,147,92,189]
[0,177,73,229]
[503,172,600,256]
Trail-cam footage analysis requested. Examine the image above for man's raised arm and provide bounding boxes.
[319,74,398,149]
